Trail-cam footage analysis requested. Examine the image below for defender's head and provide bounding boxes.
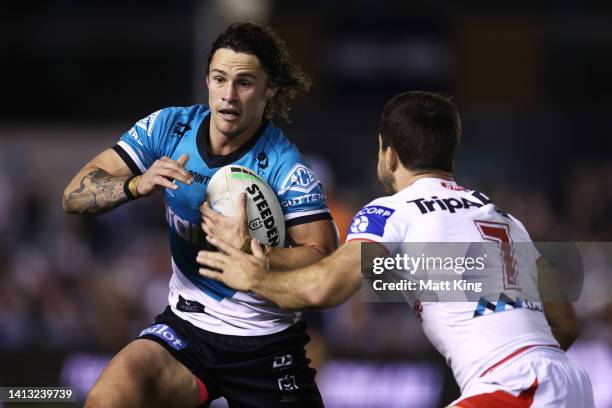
[206,22,311,138]
[377,91,462,194]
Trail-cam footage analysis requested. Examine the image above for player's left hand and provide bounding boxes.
[197,235,269,291]
[200,193,250,249]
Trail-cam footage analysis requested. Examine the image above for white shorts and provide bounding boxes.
[453,346,594,408]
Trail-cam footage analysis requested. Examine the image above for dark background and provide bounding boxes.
[0,1,610,407]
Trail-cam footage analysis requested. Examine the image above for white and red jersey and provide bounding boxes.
[346,178,559,391]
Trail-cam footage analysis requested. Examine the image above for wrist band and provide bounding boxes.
[124,175,141,200]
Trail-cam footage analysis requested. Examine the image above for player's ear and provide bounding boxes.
[205,75,209,89]
[385,146,399,172]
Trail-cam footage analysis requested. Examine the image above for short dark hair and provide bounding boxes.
[207,22,312,122]
[379,91,461,172]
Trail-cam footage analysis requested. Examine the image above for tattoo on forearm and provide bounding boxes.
[66,169,129,214]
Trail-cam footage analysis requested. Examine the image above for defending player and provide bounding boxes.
[197,91,594,407]
[63,23,337,408]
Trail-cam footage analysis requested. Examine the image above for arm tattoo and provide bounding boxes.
[65,169,130,214]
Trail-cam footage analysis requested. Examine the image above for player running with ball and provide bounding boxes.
[198,91,594,407]
[64,22,337,408]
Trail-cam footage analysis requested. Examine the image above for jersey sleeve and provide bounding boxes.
[269,146,332,228]
[112,108,175,174]
[346,198,405,248]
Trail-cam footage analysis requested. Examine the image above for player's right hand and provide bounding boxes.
[136,154,193,196]
[197,235,269,292]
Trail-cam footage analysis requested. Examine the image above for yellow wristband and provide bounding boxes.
[124,175,142,199]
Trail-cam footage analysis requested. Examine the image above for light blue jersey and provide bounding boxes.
[114,105,331,335]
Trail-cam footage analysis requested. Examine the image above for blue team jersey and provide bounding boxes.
[114,105,331,335]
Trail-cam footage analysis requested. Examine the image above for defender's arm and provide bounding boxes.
[198,239,367,310]
[537,257,580,350]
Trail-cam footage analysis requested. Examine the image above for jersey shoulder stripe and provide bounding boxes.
[115,105,209,173]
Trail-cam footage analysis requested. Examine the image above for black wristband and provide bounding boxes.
[123,175,139,200]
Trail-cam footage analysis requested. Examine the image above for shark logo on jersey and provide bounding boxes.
[135,110,161,137]
[349,205,395,236]
[278,164,319,194]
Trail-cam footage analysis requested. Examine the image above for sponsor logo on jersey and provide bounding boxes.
[135,110,161,137]
[172,122,191,138]
[246,184,280,246]
[406,191,493,215]
[139,324,187,350]
[128,127,143,146]
[349,205,395,236]
[278,164,319,194]
[165,205,204,245]
[188,170,210,185]
[281,193,325,208]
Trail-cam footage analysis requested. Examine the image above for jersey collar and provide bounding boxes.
[197,113,269,168]
[405,177,458,191]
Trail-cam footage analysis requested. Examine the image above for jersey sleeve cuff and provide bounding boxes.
[112,142,145,175]
[285,210,332,228]
[345,237,390,255]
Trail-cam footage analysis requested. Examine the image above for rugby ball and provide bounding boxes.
[206,165,286,247]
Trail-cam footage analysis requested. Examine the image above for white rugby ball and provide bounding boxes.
[206,165,285,247]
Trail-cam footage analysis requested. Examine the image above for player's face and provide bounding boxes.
[207,48,276,139]
[377,135,396,194]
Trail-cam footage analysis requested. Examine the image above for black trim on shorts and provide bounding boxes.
[285,211,333,228]
[112,144,142,175]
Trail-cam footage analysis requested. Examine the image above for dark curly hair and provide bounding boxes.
[207,22,312,122]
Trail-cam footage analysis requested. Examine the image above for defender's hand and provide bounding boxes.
[137,154,192,196]
[197,236,269,291]
[200,192,250,249]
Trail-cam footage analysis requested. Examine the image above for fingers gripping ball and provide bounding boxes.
[206,165,286,247]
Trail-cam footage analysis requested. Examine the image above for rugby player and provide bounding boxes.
[197,91,594,407]
[63,22,337,408]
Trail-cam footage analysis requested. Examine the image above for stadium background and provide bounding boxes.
[0,0,611,406]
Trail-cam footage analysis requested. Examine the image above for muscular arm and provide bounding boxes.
[254,239,360,309]
[63,149,133,215]
[267,219,338,269]
[197,239,384,310]
[537,257,580,350]
[63,148,193,215]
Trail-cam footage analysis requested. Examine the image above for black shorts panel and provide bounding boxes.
[139,306,324,408]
